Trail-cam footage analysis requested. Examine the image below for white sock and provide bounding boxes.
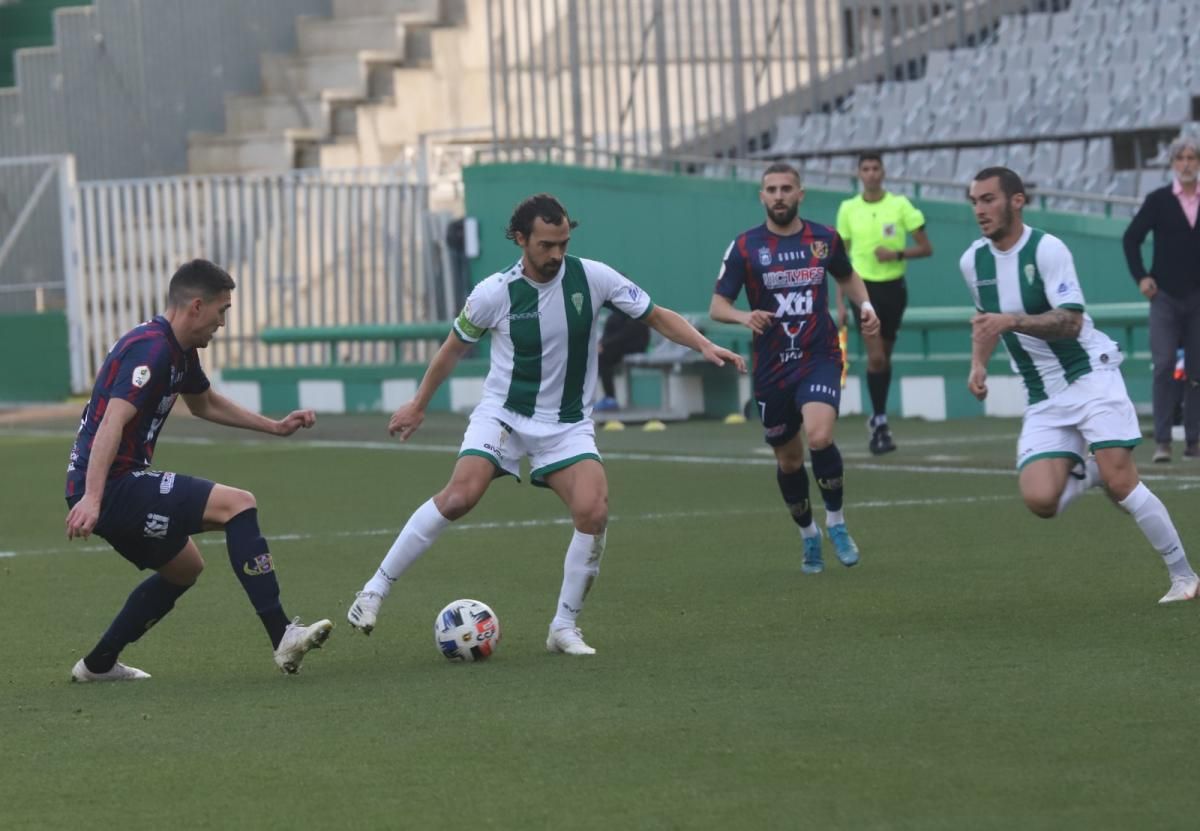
[551,529,605,630]
[825,509,845,528]
[364,498,451,597]
[799,523,820,539]
[1056,475,1088,516]
[1118,483,1195,580]
[1059,457,1104,516]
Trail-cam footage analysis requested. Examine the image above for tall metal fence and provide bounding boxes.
[484,0,1048,161]
[0,155,76,317]
[69,165,462,393]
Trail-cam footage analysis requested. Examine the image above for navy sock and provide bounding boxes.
[225,508,289,648]
[776,465,814,528]
[810,444,845,513]
[867,369,892,419]
[84,574,191,673]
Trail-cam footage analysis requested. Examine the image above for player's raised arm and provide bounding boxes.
[645,305,746,372]
[66,397,137,539]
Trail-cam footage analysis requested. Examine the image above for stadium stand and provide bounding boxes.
[0,0,87,89]
[0,0,332,179]
[187,0,489,174]
[763,0,1199,210]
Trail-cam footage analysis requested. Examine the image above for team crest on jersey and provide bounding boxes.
[882,223,897,238]
[571,292,584,314]
[810,240,829,259]
[132,365,151,388]
[1024,264,1037,285]
[757,247,772,266]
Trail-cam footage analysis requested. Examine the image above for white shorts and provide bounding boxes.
[1016,368,1141,469]
[459,402,601,487]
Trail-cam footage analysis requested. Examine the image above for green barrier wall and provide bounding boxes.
[463,162,1140,310]
[0,311,70,403]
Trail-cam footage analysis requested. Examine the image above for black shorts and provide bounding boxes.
[754,360,842,447]
[852,278,908,342]
[66,470,215,570]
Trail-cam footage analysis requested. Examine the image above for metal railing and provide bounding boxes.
[70,164,463,391]
[484,0,1045,161]
[472,143,1142,217]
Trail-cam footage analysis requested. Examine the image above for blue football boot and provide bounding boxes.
[827,523,860,567]
[801,530,824,574]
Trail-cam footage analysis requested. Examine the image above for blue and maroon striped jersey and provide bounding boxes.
[66,316,210,498]
[714,220,851,390]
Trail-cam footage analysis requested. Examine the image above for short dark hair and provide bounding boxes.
[168,259,235,306]
[761,162,801,184]
[857,152,883,167]
[505,193,578,243]
[973,166,1026,199]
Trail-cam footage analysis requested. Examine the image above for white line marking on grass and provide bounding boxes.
[4,494,1016,559]
[10,429,1200,482]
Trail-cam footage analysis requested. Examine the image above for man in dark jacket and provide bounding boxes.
[595,308,651,411]
[1123,135,1200,463]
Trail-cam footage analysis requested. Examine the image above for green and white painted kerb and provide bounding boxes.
[213,361,1044,421]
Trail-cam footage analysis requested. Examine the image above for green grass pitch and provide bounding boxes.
[3,411,1200,830]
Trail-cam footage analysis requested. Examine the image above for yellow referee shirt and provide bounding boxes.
[835,192,926,283]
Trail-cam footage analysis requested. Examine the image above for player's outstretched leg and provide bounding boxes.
[1116,482,1199,604]
[72,541,202,683]
[812,444,859,567]
[349,497,452,634]
[547,529,604,656]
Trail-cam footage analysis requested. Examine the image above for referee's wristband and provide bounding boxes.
[860,301,875,316]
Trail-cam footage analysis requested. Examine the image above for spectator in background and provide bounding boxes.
[595,308,651,412]
[1122,135,1200,463]
[835,153,933,455]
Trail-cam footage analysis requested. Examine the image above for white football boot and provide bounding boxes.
[1159,575,1200,605]
[546,625,597,656]
[71,658,151,683]
[273,618,333,674]
[347,591,383,635]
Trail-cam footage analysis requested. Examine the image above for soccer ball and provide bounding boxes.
[434,599,501,662]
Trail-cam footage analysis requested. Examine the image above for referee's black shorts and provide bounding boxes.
[851,278,908,343]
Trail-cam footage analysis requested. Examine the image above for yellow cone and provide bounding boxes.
[602,419,626,431]
[723,413,747,425]
[642,419,667,432]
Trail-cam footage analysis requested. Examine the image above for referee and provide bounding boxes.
[835,152,933,455]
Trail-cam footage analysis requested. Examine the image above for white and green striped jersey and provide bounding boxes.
[959,225,1122,406]
[453,255,654,423]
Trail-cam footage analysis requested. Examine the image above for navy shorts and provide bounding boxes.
[66,470,215,570]
[755,361,842,447]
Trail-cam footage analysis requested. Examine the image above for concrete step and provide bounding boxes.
[296,15,407,55]
[187,130,321,175]
[261,50,403,98]
[226,94,328,135]
[332,0,442,19]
